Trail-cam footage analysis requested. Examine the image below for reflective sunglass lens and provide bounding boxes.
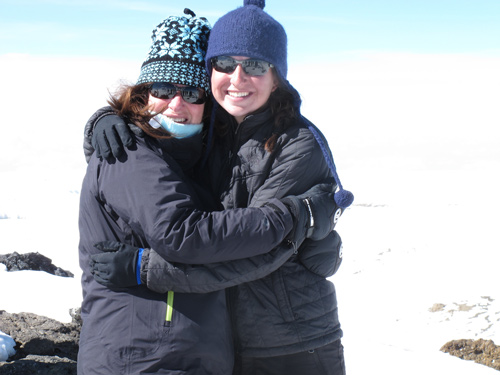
[181,87,206,104]
[212,57,273,76]
[150,83,176,99]
[242,60,270,76]
[149,83,206,104]
[213,57,237,73]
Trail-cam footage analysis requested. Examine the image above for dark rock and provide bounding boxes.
[69,307,82,326]
[441,338,500,371]
[0,310,80,374]
[0,355,76,375]
[0,252,74,277]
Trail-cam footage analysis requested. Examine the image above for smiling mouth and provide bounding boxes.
[228,91,250,98]
[166,116,187,123]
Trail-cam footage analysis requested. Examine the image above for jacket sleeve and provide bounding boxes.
[249,126,335,206]
[97,141,294,264]
[247,123,339,275]
[140,245,295,294]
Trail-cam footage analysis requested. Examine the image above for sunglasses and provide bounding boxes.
[211,56,274,76]
[149,82,207,105]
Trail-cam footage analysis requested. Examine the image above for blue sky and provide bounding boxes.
[1,0,499,65]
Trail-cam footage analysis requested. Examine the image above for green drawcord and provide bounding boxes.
[166,291,174,322]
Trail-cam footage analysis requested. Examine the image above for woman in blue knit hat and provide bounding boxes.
[78,7,340,374]
[201,1,349,374]
[85,1,351,374]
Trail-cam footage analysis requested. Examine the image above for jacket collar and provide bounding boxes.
[235,108,274,140]
[156,132,203,172]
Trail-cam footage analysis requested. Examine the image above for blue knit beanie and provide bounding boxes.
[205,0,287,82]
[137,9,211,92]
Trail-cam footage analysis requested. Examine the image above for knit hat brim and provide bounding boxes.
[137,60,210,92]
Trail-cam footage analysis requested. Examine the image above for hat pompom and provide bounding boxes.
[244,0,265,9]
[334,189,354,209]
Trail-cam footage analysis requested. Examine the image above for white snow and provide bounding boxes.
[1,52,499,372]
[0,330,16,362]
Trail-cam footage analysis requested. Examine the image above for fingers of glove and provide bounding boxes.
[311,192,336,217]
[115,121,134,148]
[307,193,338,241]
[92,271,112,288]
[90,253,115,268]
[105,126,124,159]
[94,241,124,253]
[92,128,112,160]
[297,183,335,199]
[129,123,144,137]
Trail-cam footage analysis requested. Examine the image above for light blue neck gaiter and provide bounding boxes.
[149,114,203,139]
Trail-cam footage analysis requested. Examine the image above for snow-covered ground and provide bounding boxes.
[1,53,499,373]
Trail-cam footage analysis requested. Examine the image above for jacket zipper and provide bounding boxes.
[227,288,240,355]
[218,121,242,199]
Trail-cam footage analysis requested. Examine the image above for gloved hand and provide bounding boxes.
[299,230,343,278]
[281,183,342,246]
[92,114,138,161]
[90,241,143,288]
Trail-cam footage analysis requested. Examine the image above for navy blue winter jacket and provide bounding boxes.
[78,114,295,374]
[206,110,343,358]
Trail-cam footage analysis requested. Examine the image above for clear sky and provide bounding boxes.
[1,0,499,65]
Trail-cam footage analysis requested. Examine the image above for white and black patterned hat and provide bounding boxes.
[137,9,211,92]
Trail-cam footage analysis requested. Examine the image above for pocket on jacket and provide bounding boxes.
[104,290,172,361]
[271,269,295,322]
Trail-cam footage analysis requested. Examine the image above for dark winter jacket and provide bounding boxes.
[78,109,296,374]
[206,109,343,358]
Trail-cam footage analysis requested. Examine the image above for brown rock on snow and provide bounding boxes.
[441,338,500,371]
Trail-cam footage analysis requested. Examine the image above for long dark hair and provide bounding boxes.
[107,83,212,139]
[265,71,301,152]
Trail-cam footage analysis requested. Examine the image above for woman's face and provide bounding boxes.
[148,86,205,124]
[211,56,278,124]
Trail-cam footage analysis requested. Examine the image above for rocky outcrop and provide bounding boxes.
[0,310,81,374]
[441,338,500,371]
[0,252,74,277]
[0,251,80,373]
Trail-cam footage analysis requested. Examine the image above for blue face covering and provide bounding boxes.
[149,113,203,139]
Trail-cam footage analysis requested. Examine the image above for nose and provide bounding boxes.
[230,64,247,85]
[168,91,185,109]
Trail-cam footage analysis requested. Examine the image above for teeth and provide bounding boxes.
[228,91,249,98]
[167,117,187,123]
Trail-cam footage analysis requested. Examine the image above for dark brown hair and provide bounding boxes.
[264,72,300,152]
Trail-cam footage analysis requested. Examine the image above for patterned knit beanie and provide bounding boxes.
[205,0,287,82]
[137,9,211,92]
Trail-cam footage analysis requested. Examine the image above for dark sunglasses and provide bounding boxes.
[149,82,207,105]
[211,56,274,76]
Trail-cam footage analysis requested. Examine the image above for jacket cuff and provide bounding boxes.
[139,248,151,286]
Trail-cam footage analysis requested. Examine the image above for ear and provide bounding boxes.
[271,78,279,92]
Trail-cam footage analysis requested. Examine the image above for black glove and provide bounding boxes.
[281,183,341,245]
[92,114,137,161]
[90,241,142,288]
[299,230,343,278]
